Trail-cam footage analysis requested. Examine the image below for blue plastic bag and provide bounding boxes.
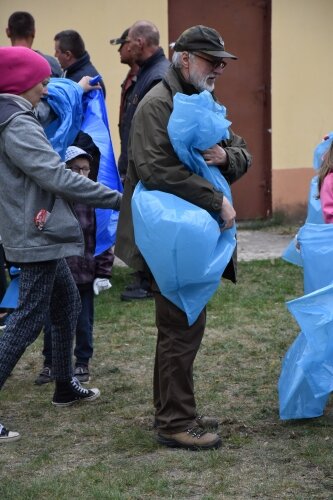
[278,331,329,420]
[313,132,333,170]
[81,90,123,255]
[305,176,324,224]
[44,78,83,159]
[279,283,333,420]
[298,223,333,294]
[167,91,233,226]
[132,183,235,325]
[281,237,303,267]
[132,91,236,325]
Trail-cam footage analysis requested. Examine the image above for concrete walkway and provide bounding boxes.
[237,230,292,261]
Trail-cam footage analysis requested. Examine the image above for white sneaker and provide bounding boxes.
[0,423,20,442]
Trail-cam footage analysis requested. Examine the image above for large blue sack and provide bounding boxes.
[305,176,324,224]
[278,331,329,420]
[279,283,333,419]
[132,91,236,325]
[282,177,324,267]
[298,223,333,294]
[132,183,235,324]
[81,90,123,255]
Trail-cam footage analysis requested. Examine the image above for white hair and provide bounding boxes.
[172,51,195,68]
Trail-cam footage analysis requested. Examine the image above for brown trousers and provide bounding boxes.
[152,287,206,433]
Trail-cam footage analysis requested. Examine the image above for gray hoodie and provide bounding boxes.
[0,94,122,263]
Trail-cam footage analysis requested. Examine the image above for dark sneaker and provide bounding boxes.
[35,366,53,385]
[0,423,20,442]
[120,285,153,301]
[157,425,222,451]
[52,377,100,407]
[74,365,90,383]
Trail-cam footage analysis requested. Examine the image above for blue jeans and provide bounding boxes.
[43,286,94,367]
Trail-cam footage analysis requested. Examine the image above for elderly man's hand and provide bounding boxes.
[220,196,236,230]
[202,144,228,166]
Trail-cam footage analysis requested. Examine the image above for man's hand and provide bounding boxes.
[220,196,236,230]
[78,75,102,93]
[202,144,228,166]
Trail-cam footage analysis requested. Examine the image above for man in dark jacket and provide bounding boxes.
[54,30,106,97]
[110,28,139,184]
[117,20,170,301]
[115,25,252,451]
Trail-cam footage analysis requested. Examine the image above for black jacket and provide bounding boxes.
[63,52,106,97]
[118,47,170,179]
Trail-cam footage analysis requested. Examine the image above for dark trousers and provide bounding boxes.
[153,289,206,433]
[0,259,80,388]
[0,245,7,306]
[43,286,94,366]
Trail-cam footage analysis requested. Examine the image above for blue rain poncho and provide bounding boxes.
[132,90,236,325]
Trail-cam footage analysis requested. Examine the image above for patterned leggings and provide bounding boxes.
[0,258,81,389]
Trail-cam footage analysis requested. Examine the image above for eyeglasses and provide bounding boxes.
[192,53,227,70]
[70,166,90,174]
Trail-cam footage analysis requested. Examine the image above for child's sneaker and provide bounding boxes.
[52,377,100,407]
[0,423,20,442]
[74,364,90,383]
[35,366,53,385]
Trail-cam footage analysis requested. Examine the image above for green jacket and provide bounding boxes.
[115,66,252,273]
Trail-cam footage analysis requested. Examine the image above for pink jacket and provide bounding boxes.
[320,172,333,223]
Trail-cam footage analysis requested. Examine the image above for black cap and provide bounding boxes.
[173,25,237,59]
[110,28,129,46]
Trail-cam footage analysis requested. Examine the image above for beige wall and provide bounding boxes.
[272,0,333,213]
[0,0,168,159]
[3,1,333,217]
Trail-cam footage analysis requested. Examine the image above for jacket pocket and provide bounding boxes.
[40,197,82,244]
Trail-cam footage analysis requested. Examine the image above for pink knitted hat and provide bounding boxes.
[0,46,51,95]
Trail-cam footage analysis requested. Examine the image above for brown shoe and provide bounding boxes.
[154,415,219,430]
[157,426,222,451]
[196,415,219,430]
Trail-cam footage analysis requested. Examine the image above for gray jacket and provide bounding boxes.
[0,94,121,263]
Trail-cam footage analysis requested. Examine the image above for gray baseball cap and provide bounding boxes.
[173,25,237,59]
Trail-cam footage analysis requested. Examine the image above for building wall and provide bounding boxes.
[2,1,333,219]
[0,0,168,160]
[272,0,333,215]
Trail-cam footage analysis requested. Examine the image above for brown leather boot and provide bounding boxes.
[157,426,222,451]
[196,415,219,430]
[154,415,219,430]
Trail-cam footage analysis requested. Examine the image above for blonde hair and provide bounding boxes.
[318,141,333,197]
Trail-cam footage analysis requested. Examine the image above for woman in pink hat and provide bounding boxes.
[0,46,122,442]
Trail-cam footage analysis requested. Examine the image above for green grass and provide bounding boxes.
[1,259,333,498]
